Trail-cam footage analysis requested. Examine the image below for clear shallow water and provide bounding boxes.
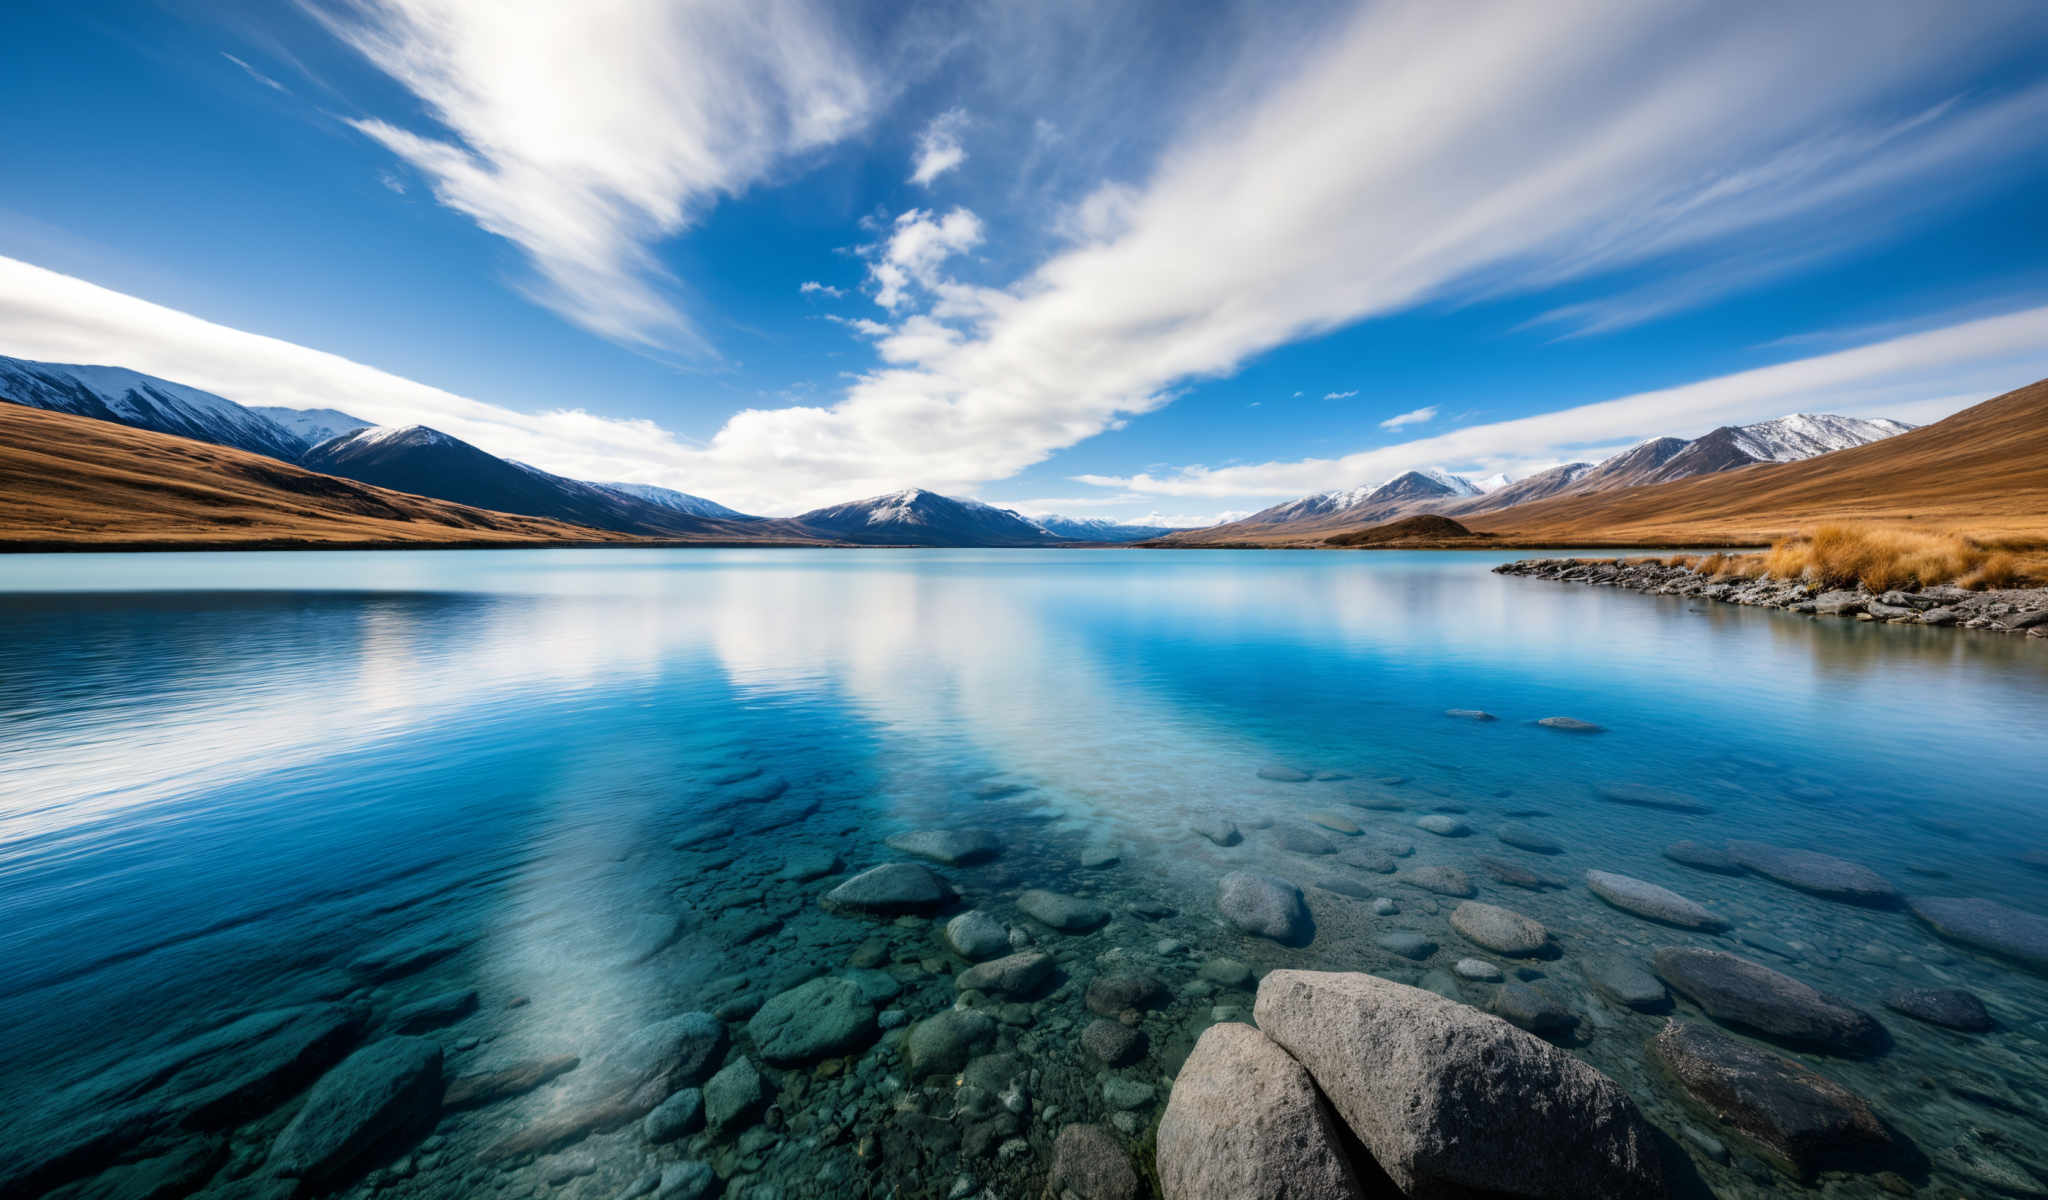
[1,548,2045,1199]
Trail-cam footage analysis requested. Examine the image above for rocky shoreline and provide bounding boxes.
[1494,557,2048,637]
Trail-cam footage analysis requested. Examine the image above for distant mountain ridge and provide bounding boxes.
[1030,515,1186,542]
[0,356,317,461]
[796,488,1068,546]
[1163,413,1913,544]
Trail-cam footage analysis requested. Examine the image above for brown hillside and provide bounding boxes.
[3,402,696,550]
[1473,376,2048,546]
[1325,514,1486,547]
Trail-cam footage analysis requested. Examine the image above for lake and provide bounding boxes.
[2,548,2044,1199]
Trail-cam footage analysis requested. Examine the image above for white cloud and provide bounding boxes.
[1077,304,2048,497]
[222,52,289,94]
[319,0,882,352]
[908,108,969,187]
[1379,405,1436,429]
[1323,390,1359,401]
[863,207,983,310]
[799,280,845,298]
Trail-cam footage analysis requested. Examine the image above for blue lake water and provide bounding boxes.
[1,548,2044,1198]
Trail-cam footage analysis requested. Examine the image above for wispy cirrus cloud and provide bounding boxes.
[1379,406,1435,430]
[317,0,884,353]
[908,108,969,187]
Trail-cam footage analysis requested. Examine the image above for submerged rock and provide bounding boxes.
[1190,815,1241,846]
[1535,717,1605,733]
[1018,888,1111,931]
[389,989,478,1034]
[442,1054,580,1111]
[1272,824,1338,855]
[1257,764,1314,783]
[1414,814,1468,837]
[1477,856,1554,890]
[1376,932,1436,960]
[348,926,467,983]
[1444,709,1496,721]
[1401,866,1475,898]
[266,1036,443,1188]
[906,1010,997,1077]
[821,863,953,915]
[1085,973,1168,1018]
[643,1087,704,1142]
[1725,841,1899,906]
[1049,1124,1139,1200]
[955,950,1055,996]
[1585,870,1728,931]
[1908,896,2048,972]
[1495,823,1563,854]
[1652,948,1885,1056]
[1648,1020,1890,1178]
[1453,958,1503,982]
[702,1058,764,1138]
[1254,970,1663,1199]
[1585,957,1670,1013]
[884,829,1000,866]
[1883,987,1993,1032]
[1491,981,1577,1034]
[1306,810,1362,835]
[1450,901,1552,956]
[944,910,1011,961]
[746,976,879,1064]
[1664,840,1741,874]
[1082,1018,1146,1066]
[1594,784,1713,813]
[1216,872,1313,945]
[1155,1022,1365,1200]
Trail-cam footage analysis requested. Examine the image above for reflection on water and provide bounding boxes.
[0,548,2044,1198]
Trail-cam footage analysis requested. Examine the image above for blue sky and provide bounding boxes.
[4,0,2048,521]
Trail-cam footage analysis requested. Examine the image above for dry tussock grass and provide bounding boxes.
[1759,524,2027,591]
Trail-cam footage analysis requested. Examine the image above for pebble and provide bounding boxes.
[1453,958,1503,981]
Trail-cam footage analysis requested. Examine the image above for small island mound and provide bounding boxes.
[1326,513,1489,548]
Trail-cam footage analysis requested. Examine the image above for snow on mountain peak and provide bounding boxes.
[1727,413,1913,462]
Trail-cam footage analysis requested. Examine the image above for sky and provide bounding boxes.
[4,1,2048,523]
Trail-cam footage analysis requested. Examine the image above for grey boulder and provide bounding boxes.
[954,950,1055,997]
[1155,1022,1365,1200]
[884,828,1000,866]
[1725,841,1898,906]
[1018,888,1112,931]
[1908,896,2048,973]
[1254,970,1663,1199]
[1049,1123,1139,1200]
[1217,871,1313,945]
[745,976,878,1064]
[944,910,1011,961]
[1648,1020,1889,1178]
[1652,948,1885,1056]
[1883,986,1992,1032]
[1449,901,1551,956]
[1585,870,1728,931]
[820,863,953,915]
[266,1037,442,1187]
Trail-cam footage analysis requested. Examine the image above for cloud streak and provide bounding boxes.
[1380,406,1435,430]
[908,109,969,187]
[319,0,883,352]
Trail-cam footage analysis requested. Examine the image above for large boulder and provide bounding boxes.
[1648,1020,1890,1178]
[746,977,878,1064]
[944,910,1011,961]
[1585,870,1728,931]
[1217,872,1313,945]
[266,1037,443,1187]
[1254,970,1663,1199]
[1724,842,1898,906]
[1652,949,1884,1057]
[820,863,953,915]
[1155,1023,1364,1200]
[1908,896,2048,973]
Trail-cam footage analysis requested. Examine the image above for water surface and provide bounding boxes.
[2,549,2044,1198]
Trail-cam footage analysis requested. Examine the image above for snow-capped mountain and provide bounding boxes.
[796,488,1069,546]
[1235,469,1483,529]
[248,405,372,448]
[0,355,317,461]
[597,481,752,521]
[1029,515,1187,542]
[1728,414,1915,462]
[301,425,767,537]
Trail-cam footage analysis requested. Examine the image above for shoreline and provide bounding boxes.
[1495,556,2048,638]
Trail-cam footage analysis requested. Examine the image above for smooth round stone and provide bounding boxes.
[1585,957,1670,1012]
[1664,840,1741,874]
[1376,931,1436,960]
[945,910,1011,961]
[1198,957,1255,988]
[1585,870,1729,931]
[1337,845,1397,874]
[778,848,841,882]
[955,951,1054,996]
[1102,1078,1156,1111]
[1085,973,1168,1018]
[1017,889,1111,932]
[1078,842,1122,869]
[1450,901,1551,957]
[1217,871,1313,945]
[1648,1021,1889,1179]
[1445,709,1496,721]
[1082,1018,1146,1066]
[702,1059,764,1137]
[1908,896,2048,972]
[1477,856,1552,891]
[1494,823,1562,854]
[1725,841,1899,906]
[884,829,1001,866]
[1306,810,1361,835]
[1401,866,1475,898]
[1415,815,1468,837]
[1272,825,1337,855]
[1535,717,1604,733]
[1490,981,1576,1033]
[1258,764,1314,783]
[1311,876,1376,901]
[1651,948,1885,1057]
[1883,987,1992,1033]
[1453,958,1503,981]
[821,863,953,915]
[745,977,878,1065]
[1370,898,1399,916]
[643,1088,704,1143]
[1191,816,1241,847]
[905,1009,996,1077]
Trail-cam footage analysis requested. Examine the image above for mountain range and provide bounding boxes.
[1157,413,1913,544]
